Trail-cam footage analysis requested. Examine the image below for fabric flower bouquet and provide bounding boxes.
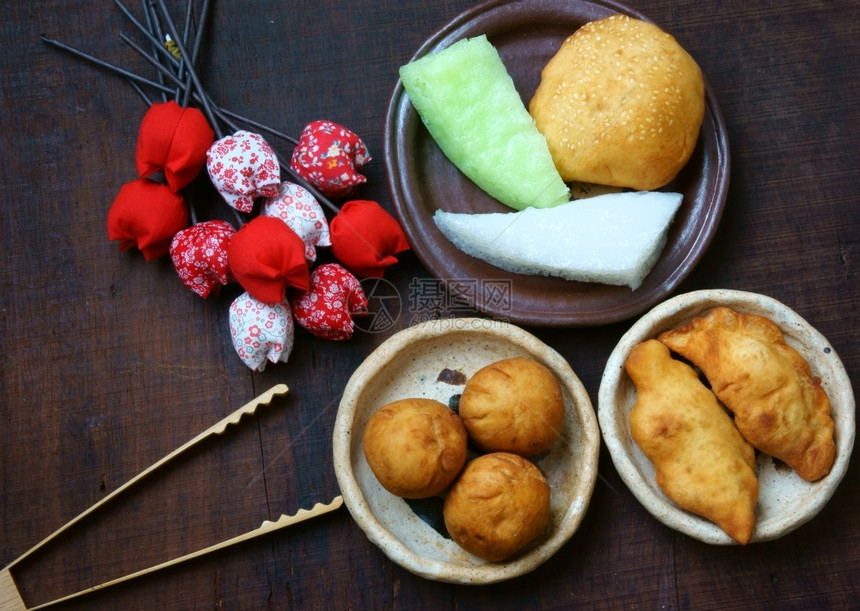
[46,1,410,371]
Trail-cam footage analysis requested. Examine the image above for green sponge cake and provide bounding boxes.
[399,35,569,210]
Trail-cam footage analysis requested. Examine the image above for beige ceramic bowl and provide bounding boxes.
[333,318,600,583]
[598,289,855,544]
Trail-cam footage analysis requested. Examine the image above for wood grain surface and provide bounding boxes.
[1,0,858,609]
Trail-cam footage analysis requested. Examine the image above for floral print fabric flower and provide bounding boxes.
[229,291,294,371]
[206,130,281,213]
[290,120,370,198]
[290,263,367,340]
[107,177,190,261]
[169,220,236,298]
[260,181,331,262]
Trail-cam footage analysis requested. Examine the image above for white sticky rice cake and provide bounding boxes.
[433,191,683,290]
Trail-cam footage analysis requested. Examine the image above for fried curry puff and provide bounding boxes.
[659,307,835,482]
[626,339,759,544]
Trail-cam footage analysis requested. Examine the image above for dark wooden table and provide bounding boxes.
[2,1,858,609]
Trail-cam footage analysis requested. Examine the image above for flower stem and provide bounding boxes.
[154,0,220,136]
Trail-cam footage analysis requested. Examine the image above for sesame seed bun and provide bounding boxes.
[529,14,705,191]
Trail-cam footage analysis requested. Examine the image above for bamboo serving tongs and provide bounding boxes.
[0,384,344,610]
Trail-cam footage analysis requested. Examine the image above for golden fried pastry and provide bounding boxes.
[459,357,564,456]
[658,307,835,482]
[626,340,759,544]
[528,14,705,190]
[362,398,467,498]
[443,452,551,561]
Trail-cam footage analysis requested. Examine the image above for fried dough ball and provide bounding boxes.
[443,452,551,562]
[362,398,467,498]
[459,357,564,456]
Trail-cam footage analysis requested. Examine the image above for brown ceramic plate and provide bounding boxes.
[384,0,730,327]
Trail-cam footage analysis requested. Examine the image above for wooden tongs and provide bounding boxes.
[0,384,344,610]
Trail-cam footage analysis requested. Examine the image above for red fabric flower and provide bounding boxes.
[290,263,368,341]
[135,100,214,193]
[227,216,310,304]
[290,120,370,198]
[169,220,236,298]
[107,177,190,261]
[329,200,410,277]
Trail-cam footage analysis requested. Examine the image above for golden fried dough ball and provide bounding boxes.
[443,452,551,562]
[362,398,467,498]
[459,357,564,456]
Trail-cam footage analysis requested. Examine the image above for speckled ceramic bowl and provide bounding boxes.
[598,289,855,544]
[333,318,600,583]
